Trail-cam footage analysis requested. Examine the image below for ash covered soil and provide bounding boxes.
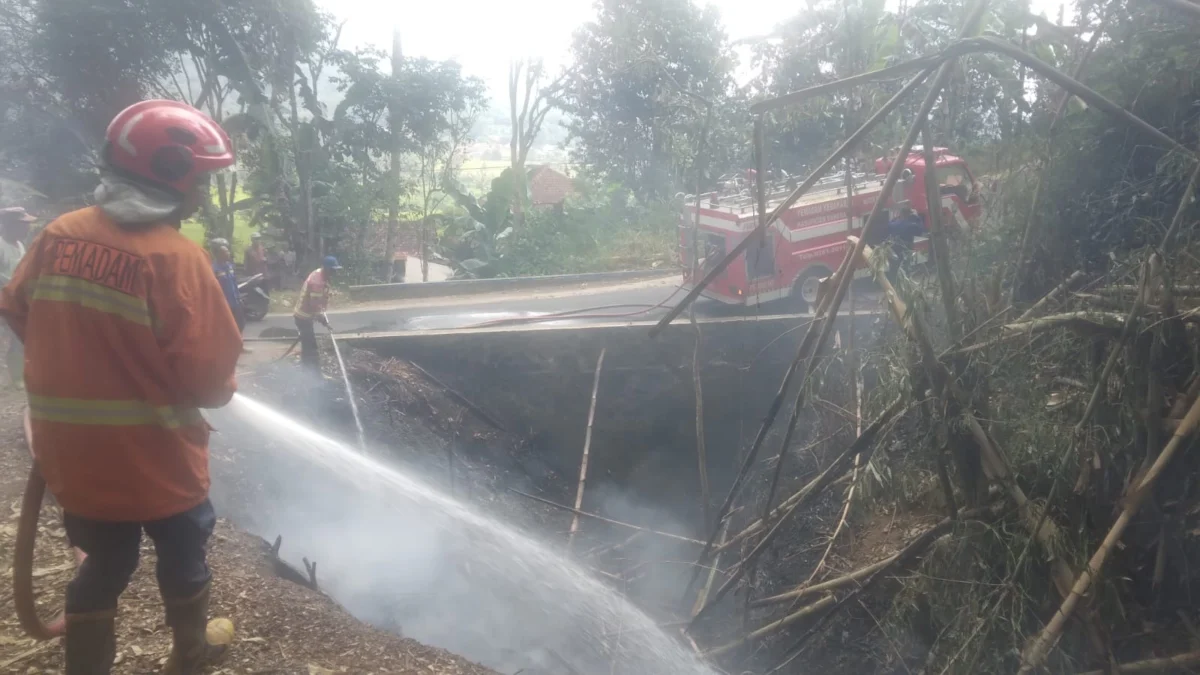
[0,356,498,674]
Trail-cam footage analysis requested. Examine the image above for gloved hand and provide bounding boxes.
[318,313,331,330]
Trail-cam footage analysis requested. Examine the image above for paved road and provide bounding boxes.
[242,276,887,339]
[244,278,706,338]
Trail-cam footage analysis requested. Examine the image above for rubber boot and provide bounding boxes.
[162,583,228,674]
[65,610,117,675]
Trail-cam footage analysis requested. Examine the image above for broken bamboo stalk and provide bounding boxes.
[1018,392,1200,673]
[1015,271,1086,323]
[1078,261,1153,429]
[1004,312,1129,336]
[1073,649,1200,675]
[509,489,705,546]
[948,311,1127,356]
[704,594,837,658]
[568,348,606,551]
[691,519,729,617]
[710,467,853,557]
[689,398,904,625]
[769,503,1007,673]
[407,360,509,432]
[690,311,711,529]
[1091,284,1200,298]
[803,434,868,589]
[752,551,898,608]
[921,126,960,338]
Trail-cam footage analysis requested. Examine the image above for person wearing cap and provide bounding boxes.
[293,255,342,372]
[0,207,35,387]
[208,238,244,333]
[243,232,267,280]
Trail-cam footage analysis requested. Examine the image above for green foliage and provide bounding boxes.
[557,0,745,202]
[441,174,677,278]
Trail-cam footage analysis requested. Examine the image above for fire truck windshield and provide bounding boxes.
[936,164,972,201]
[936,165,970,187]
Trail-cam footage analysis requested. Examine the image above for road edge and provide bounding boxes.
[348,269,675,302]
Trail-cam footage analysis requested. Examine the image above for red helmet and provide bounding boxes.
[104,100,234,195]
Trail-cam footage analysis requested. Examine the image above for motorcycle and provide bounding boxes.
[238,273,271,322]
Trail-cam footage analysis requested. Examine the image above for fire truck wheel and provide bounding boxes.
[792,266,830,313]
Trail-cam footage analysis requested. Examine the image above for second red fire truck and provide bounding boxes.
[680,147,982,310]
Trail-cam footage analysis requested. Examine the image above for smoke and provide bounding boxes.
[206,394,716,675]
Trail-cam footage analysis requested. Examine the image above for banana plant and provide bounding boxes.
[440,169,526,278]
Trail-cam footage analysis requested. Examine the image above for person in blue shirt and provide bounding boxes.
[885,208,926,283]
[208,238,244,333]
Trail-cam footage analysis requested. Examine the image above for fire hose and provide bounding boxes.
[14,408,84,640]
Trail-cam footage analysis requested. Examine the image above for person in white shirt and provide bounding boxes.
[0,207,34,386]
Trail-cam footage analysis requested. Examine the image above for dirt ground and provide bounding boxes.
[0,380,497,674]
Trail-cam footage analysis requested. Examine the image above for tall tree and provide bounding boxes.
[558,0,738,201]
[400,59,486,280]
[385,30,404,281]
[508,59,563,226]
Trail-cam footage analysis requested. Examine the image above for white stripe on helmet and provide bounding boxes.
[117,112,145,157]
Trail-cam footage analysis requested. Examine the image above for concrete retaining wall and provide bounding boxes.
[342,313,884,520]
[348,269,674,302]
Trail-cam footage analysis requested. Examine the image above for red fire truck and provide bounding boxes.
[680,147,982,310]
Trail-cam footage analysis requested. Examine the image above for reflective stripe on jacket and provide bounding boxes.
[0,206,243,521]
[293,268,329,320]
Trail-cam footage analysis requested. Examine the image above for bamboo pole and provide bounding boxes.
[690,315,711,529]
[1015,271,1086,322]
[752,552,898,607]
[769,503,1006,673]
[948,310,1126,356]
[568,347,606,552]
[689,398,904,625]
[691,520,728,617]
[921,125,960,338]
[710,468,854,557]
[1019,394,1200,672]
[705,594,837,658]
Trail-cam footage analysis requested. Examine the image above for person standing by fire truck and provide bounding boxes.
[0,100,243,674]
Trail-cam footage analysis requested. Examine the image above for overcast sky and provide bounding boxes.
[317,0,1070,101]
[318,0,826,96]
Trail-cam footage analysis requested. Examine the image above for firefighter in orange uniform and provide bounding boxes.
[293,255,341,372]
[0,100,244,674]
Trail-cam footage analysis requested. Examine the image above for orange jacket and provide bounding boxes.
[293,268,330,320]
[0,207,242,522]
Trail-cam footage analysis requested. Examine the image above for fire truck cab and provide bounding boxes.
[680,147,982,310]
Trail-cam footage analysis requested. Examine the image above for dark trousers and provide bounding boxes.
[233,305,246,334]
[63,499,216,614]
[295,316,319,371]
